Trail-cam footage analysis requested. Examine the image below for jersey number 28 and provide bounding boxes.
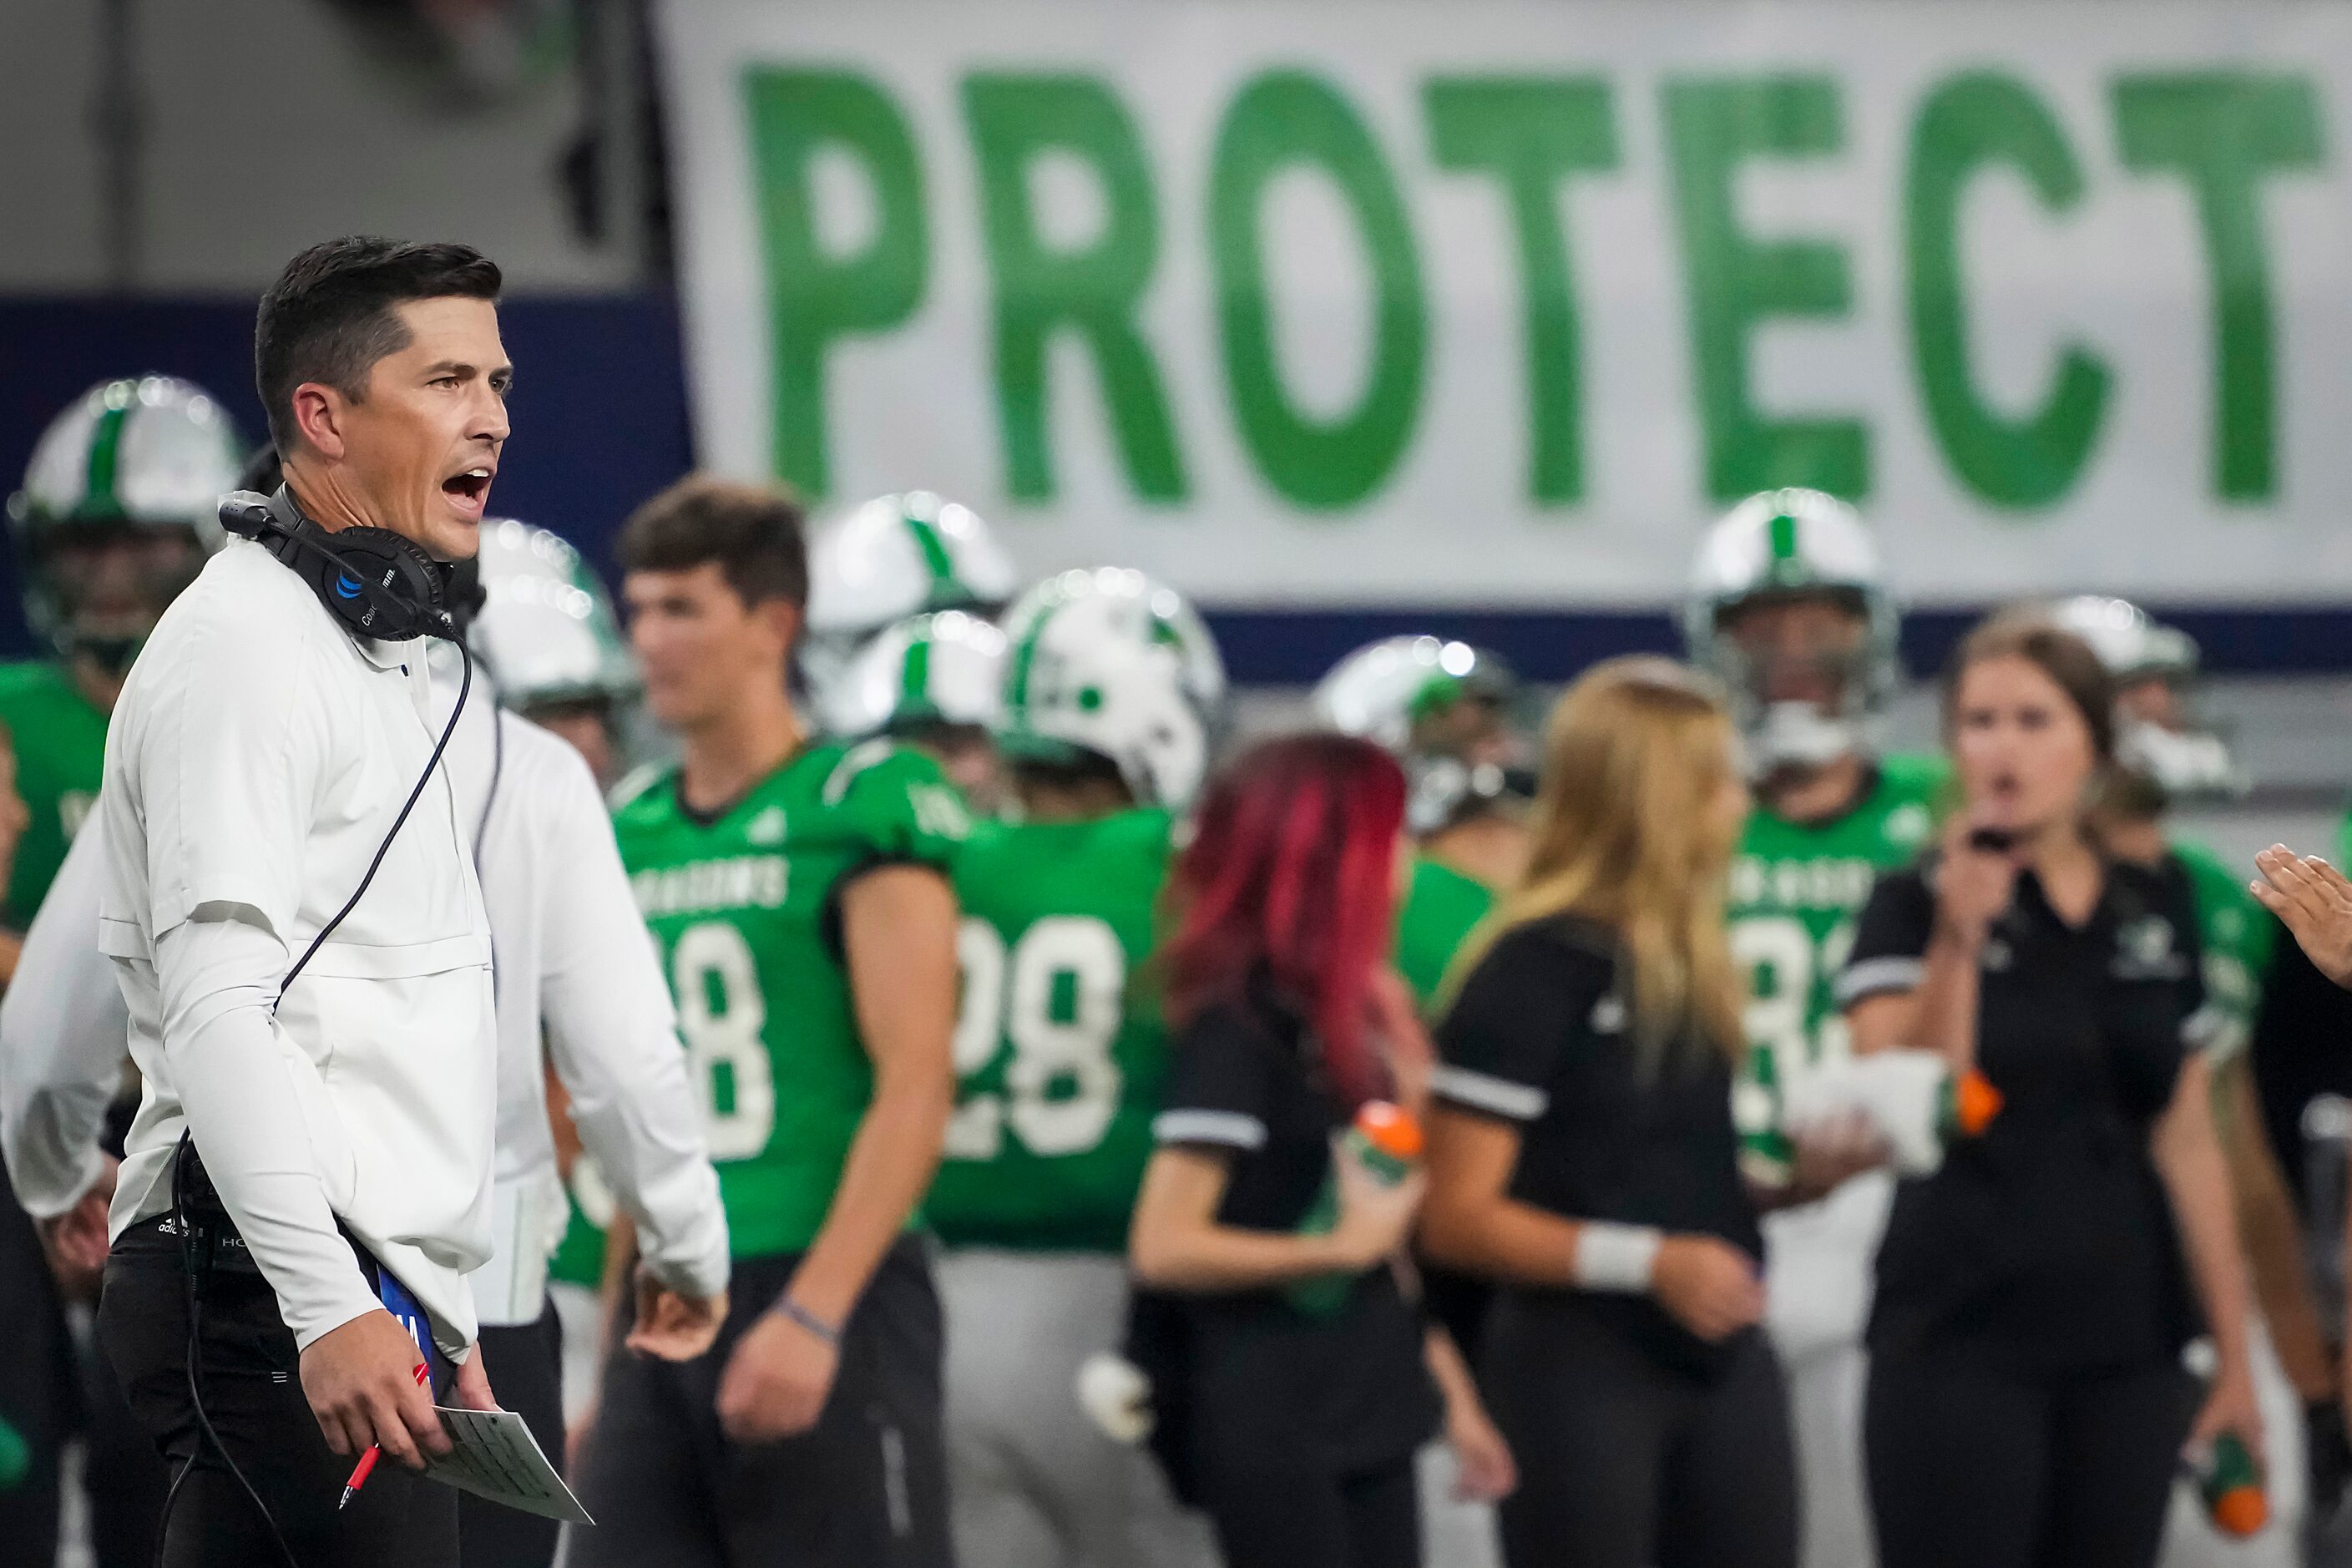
[948,916,1125,1161]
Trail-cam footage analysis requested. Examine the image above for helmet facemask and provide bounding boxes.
[1403,682,1533,835]
[29,520,208,675]
[1707,589,1881,781]
[1312,637,1535,837]
[2108,672,2244,808]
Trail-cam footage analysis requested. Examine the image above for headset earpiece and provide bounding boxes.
[217,488,458,642]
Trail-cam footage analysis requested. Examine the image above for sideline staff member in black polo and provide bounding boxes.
[1421,657,1798,1568]
[1842,613,2258,1568]
[94,239,512,1566]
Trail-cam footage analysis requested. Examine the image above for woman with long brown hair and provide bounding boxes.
[1844,614,2257,1568]
[1420,656,1796,1568]
[1127,733,1440,1568]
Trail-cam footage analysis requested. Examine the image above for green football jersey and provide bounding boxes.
[615,738,973,1259]
[2171,839,2273,1066]
[0,661,106,927]
[1397,857,1495,1012]
[1728,753,1947,1181]
[927,807,1177,1253]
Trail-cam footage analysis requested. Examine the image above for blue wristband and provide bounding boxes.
[771,1295,842,1347]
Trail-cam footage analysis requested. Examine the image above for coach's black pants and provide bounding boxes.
[97,1216,458,1568]
[567,1236,953,1568]
[462,1304,565,1568]
[1483,1293,1798,1568]
[1867,1334,2196,1568]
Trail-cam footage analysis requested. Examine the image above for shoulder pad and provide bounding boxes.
[820,736,904,807]
[607,761,673,813]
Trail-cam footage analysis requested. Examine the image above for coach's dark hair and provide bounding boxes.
[617,476,808,609]
[1941,609,2117,763]
[255,237,503,453]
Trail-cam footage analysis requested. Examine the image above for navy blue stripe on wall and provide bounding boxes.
[1201,604,2352,685]
[0,293,695,659]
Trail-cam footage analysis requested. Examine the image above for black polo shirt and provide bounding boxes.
[1433,915,1762,1375]
[1839,854,2211,1373]
[1152,982,1439,1474]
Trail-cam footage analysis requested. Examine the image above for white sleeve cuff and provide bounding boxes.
[1152,1110,1267,1151]
[1429,1065,1549,1121]
[1834,956,1926,1008]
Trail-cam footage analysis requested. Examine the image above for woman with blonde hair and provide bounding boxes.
[1420,656,1798,1568]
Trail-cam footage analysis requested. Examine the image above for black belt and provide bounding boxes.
[148,1141,456,1391]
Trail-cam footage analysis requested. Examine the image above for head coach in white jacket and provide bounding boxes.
[87,237,516,1567]
[2,531,734,1568]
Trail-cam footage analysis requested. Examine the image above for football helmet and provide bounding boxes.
[802,491,1019,694]
[469,518,640,711]
[998,568,1226,809]
[8,375,245,667]
[2046,594,2243,802]
[1311,635,1529,837]
[815,609,1009,741]
[1684,488,1899,779]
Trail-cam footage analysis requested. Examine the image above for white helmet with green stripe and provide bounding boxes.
[999,567,1226,809]
[802,491,1019,694]
[7,374,245,664]
[815,609,1008,741]
[1684,487,1899,778]
[2046,594,2243,802]
[1311,636,1530,836]
[469,518,640,711]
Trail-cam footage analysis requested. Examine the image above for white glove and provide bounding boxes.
[1782,1051,1952,1176]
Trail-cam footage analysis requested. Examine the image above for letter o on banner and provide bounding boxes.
[1210,71,1428,509]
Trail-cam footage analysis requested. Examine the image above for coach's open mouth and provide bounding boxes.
[443,466,493,519]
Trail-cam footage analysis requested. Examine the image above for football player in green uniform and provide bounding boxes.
[1313,635,1522,1015]
[1,374,243,948]
[816,607,1011,816]
[569,477,964,1568]
[0,375,237,1568]
[1686,488,1939,1568]
[2051,595,2338,1565]
[924,566,1226,1568]
[1314,634,1524,1563]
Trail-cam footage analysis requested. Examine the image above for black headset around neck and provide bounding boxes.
[217,486,460,643]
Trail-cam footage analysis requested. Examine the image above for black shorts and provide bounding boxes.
[567,1235,952,1568]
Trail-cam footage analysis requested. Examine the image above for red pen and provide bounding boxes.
[338,1360,430,1510]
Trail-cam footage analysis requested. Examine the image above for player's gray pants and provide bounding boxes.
[1784,1342,1874,1568]
[2158,1322,2306,1568]
[938,1249,1219,1568]
[1767,1173,1894,1568]
[1417,1443,1502,1568]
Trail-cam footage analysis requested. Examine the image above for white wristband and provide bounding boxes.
[1573,1222,1663,1293]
